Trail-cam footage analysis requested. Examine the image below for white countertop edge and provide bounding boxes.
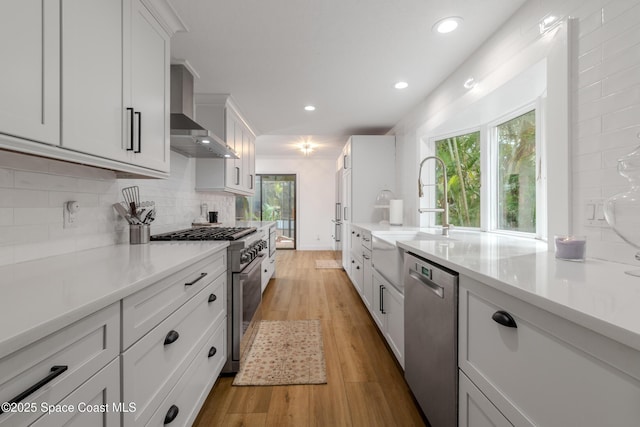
[396,241,640,354]
[0,242,229,359]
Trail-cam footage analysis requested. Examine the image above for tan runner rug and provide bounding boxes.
[233,319,327,386]
[315,259,342,269]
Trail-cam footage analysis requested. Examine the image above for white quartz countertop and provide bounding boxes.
[0,241,228,359]
[352,223,640,353]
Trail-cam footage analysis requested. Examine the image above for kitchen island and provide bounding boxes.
[352,223,640,427]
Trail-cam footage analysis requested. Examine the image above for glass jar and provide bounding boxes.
[603,145,640,275]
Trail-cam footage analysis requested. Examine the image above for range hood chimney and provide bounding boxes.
[170,64,239,159]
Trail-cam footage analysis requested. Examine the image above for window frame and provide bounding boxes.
[425,98,546,240]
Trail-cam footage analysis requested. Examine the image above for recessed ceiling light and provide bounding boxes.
[304,105,316,111]
[394,81,409,89]
[433,16,463,34]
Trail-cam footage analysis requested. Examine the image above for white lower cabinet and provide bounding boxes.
[30,358,121,427]
[458,371,511,427]
[146,321,226,426]
[362,247,373,309]
[0,303,119,427]
[459,275,640,427]
[122,274,226,426]
[262,254,276,293]
[369,270,404,367]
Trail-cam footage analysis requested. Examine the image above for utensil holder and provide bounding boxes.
[130,224,150,245]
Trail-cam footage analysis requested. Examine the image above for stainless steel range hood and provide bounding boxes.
[170,64,239,159]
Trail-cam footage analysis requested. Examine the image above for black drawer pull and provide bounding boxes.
[208,293,217,303]
[0,365,68,414]
[185,272,207,286]
[492,310,517,328]
[164,330,180,345]
[208,346,217,358]
[134,111,142,153]
[164,404,179,424]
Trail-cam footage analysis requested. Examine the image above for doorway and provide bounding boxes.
[257,174,296,249]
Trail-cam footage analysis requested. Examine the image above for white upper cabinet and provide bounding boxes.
[62,0,126,162]
[0,0,177,178]
[126,0,170,172]
[62,0,170,173]
[0,0,60,145]
[195,95,256,196]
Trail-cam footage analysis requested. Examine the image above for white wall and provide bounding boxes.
[393,0,640,265]
[0,150,234,266]
[256,157,335,250]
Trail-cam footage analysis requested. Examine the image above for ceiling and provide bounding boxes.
[167,0,527,159]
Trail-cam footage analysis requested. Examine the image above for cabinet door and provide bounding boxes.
[225,110,241,191]
[459,371,511,427]
[0,0,59,145]
[362,250,373,309]
[61,0,126,161]
[384,283,404,368]
[127,0,170,172]
[30,359,120,427]
[247,134,256,194]
[371,274,385,331]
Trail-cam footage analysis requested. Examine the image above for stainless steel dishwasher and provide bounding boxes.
[404,251,458,427]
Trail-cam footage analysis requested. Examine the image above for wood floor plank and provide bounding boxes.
[193,250,426,427]
[265,385,311,427]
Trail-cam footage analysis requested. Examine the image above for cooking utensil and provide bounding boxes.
[142,208,156,224]
[112,202,141,225]
[122,186,140,215]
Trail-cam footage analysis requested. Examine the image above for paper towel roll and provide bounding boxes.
[389,199,403,225]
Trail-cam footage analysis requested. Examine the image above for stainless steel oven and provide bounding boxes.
[232,253,264,367]
[150,226,268,374]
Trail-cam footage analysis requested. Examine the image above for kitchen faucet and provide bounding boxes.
[418,156,450,236]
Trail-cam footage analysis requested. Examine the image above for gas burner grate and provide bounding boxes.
[150,227,256,241]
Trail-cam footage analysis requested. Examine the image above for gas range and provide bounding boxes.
[150,226,257,241]
[151,226,266,272]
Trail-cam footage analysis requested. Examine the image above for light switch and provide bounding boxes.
[585,203,595,220]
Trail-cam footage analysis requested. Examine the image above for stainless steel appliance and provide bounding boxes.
[151,226,268,373]
[403,252,458,426]
[332,169,343,262]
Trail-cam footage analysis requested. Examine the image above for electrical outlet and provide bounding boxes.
[63,201,80,229]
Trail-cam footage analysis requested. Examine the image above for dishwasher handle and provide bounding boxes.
[409,269,444,298]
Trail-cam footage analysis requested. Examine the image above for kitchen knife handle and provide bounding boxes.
[185,272,207,286]
[134,111,141,153]
[492,310,517,328]
[126,108,134,151]
[164,330,180,346]
[164,405,179,424]
[0,365,68,414]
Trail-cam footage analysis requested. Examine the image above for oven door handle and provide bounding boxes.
[239,254,265,279]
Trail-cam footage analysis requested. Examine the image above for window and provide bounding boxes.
[495,110,536,233]
[435,131,481,228]
[426,106,543,238]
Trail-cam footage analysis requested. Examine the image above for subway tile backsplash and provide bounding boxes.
[0,150,234,266]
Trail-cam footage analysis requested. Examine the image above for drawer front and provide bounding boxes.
[261,256,275,292]
[146,321,226,427]
[122,251,226,349]
[459,277,640,427]
[361,231,372,250]
[122,275,225,426]
[30,358,120,427]
[458,370,511,427]
[0,303,119,427]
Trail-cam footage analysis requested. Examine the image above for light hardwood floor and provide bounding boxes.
[193,250,427,427]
